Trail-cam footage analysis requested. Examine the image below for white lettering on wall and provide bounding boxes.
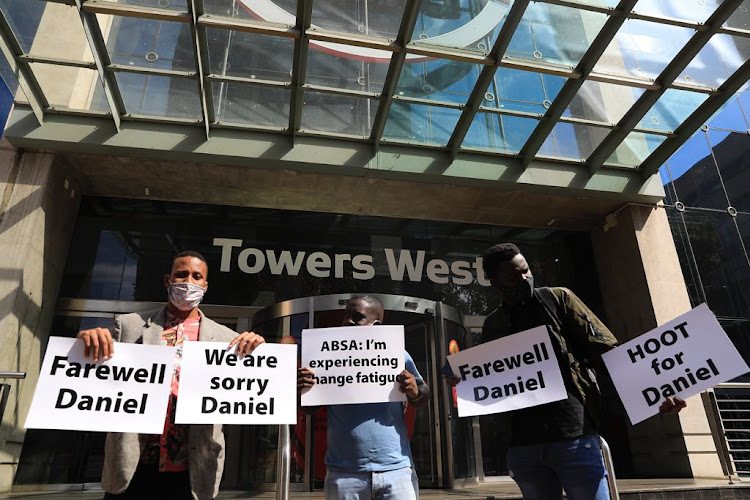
[212,238,490,286]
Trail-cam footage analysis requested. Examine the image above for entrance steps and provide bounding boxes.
[3,479,749,499]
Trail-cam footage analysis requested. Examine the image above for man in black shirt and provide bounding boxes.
[453,243,685,499]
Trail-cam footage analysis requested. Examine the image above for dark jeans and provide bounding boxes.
[103,463,193,500]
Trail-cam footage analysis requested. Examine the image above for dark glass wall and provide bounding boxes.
[659,88,750,381]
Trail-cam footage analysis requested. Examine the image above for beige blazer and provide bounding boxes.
[100,306,238,500]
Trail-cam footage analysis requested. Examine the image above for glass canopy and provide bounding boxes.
[1,0,749,179]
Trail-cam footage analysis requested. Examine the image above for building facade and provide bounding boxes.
[0,0,749,493]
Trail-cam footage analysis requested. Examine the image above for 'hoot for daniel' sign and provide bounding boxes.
[602,304,749,424]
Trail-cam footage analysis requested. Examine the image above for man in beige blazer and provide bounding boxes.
[77,251,264,500]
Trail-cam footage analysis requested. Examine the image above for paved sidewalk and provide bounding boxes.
[2,478,749,499]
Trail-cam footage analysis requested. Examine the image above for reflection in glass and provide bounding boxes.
[311,0,406,39]
[668,131,728,210]
[307,42,389,94]
[29,64,110,113]
[725,2,750,31]
[679,34,750,90]
[115,73,202,119]
[641,89,708,133]
[594,20,692,83]
[103,16,195,72]
[539,122,609,160]
[108,0,188,10]
[462,113,537,153]
[708,96,748,132]
[384,102,461,146]
[489,67,565,115]
[659,164,678,206]
[507,3,607,67]
[633,0,719,24]
[720,320,750,383]
[206,29,294,83]
[665,208,706,307]
[301,92,378,136]
[708,130,750,213]
[604,131,665,167]
[411,0,509,52]
[0,0,45,54]
[213,82,289,128]
[565,80,641,125]
[396,59,480,105]
[681,208,750,318]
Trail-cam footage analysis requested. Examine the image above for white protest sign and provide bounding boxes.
[301,325,406,406]
[25,337,175,433]
[175,342,297,424]
[602,303,749,425]
[447,326,567,418]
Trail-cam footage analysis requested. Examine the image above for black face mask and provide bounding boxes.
[500,276,534,305]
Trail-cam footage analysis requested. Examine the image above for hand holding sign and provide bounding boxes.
[602,304,748,425]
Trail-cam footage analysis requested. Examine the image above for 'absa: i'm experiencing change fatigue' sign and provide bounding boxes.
[301,325,406,406]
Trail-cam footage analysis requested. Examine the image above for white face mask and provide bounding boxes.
[168,282,206,311]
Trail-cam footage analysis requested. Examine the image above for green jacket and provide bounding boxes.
[481,287,618,426]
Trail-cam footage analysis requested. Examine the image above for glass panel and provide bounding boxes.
[383,102,461,146]
[506,3,608,67]
[633,0,719,24]
[311,0,406,39]
[0,0,45,54]
[665,207,705,307]
[659,164,678,206]
[206,29,293,83]
[539,122,609,160]
[724,1,750,31]
[560,0,619,6]
[106,0,189,10]
[14,315,114,486]
[115,72,202,119]
[565,80,642,124]
[1,1,94,62]
[411,0,509,52]
[213,82,289,128]
[396,59,480,105]
[738,214,750,269]
[29,64,110,113]
[719,321,750,383]
[681,208,750,318]
[488,67,565,115]
[101,16,195,72]
[641,89,708,133]
[708,129,750,212]
[594,19,692,82]
[664,131,729,209]
[462,113,538,153]
[709,95,749,132]
[604,131,665,167]
[301,92,378,136]
[307,42,389,93]
[679,34,750,90]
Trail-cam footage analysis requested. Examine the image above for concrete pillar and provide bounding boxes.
[0,141,80,492]
[591,203,725,479]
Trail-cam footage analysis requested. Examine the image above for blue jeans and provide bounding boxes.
[506,435,610,500]
[325,467,419,500]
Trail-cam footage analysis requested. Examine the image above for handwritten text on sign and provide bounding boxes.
[301,325,405,406]
[447,326,567,418]
[175,342,297,424]
[602,304,749,425]
[25,337,175,433]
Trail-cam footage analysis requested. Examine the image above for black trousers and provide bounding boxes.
[103,463,193,500]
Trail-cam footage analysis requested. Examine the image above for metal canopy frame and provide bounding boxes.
[2,0,750,187]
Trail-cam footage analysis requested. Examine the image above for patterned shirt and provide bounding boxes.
[140,313,200,471]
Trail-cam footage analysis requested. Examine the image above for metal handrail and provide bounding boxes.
[0,372,25,423]
[276,424,291,500]
[600,437,620,500]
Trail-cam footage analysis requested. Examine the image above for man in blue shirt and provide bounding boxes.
[297,295,430,500]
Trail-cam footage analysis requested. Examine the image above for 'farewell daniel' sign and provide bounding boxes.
[25,337,175,433]
[447,326,567,417]
[602,304,749,425]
